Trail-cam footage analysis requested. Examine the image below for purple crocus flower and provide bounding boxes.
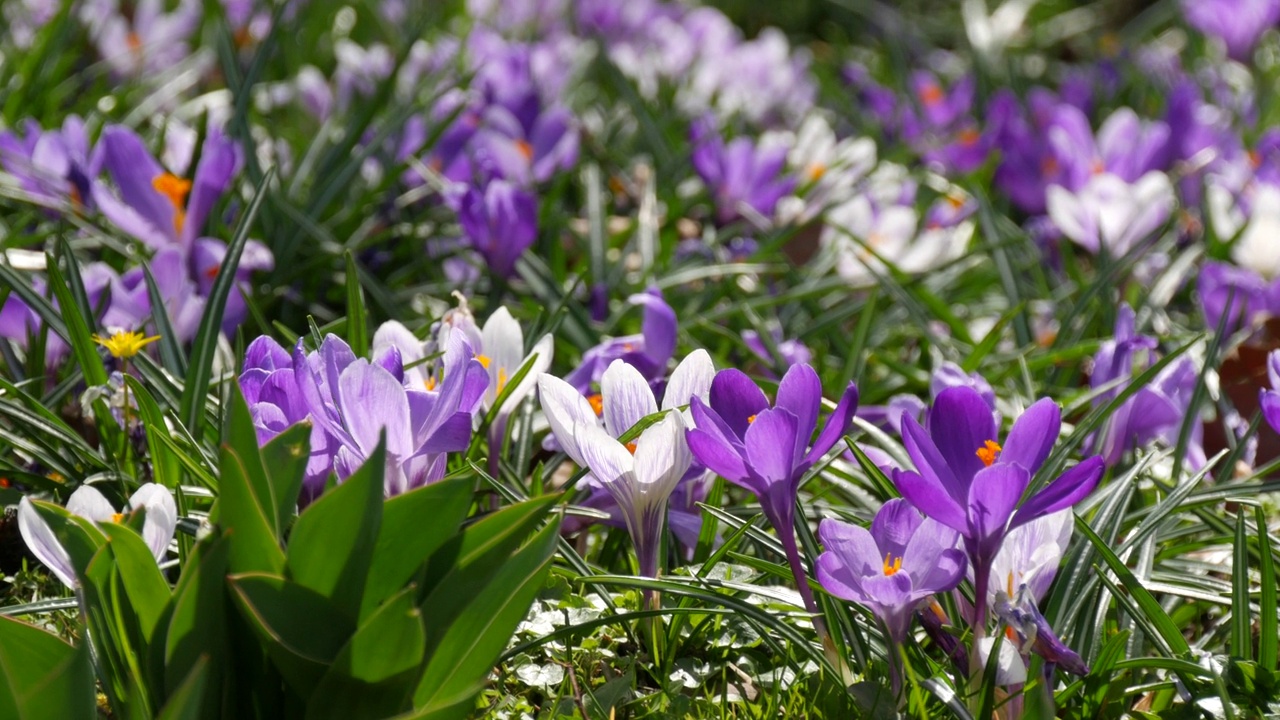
[240,333,488,503]
[816,499,966,692]
[686,364,858,638]
[1182,0,1280,62]
[1088,305,1205,470]
[1198,260,1280,337]
[564,288,677,394]
[893,386,1104,630]
[0,116,100,214]
[1260,351,1280,435]
[454,178,538,279]
[690,118,796,225]
[741,328,811,378]
[80,0,200,78]
[472,103,578,186]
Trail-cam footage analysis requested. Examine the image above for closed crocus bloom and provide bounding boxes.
[816,499,966,692]
[1182,0,1280,61]
[1197,261,1280,337]
[1261,351,1280,435]
[18,483,177,588]
[456,178,537,279]
[564,288,677,394]
[893,386,1104,628]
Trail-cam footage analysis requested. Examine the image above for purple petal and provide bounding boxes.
[338,359,411,458]
[686,428,750,487]
[869,498,923,560]
[709,369,770,439]
[775,364,822,445]
[893,468,968,532]
[999,398,1061,475]
[743,408,800,488]
[17,498,76,588]
[1011,456,1104,528]
[807,382,859,464]
[929,386,998,487]
[966,463,1030,543]
[899,413,965,503]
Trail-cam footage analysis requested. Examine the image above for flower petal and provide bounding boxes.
[662,349,715,411]
[893,468,968,532]
[66,485,116,523]
[743,408,800,488]
[537,373,599,468]
[129,483,177,563]
[1000,398,1060,475]
[928,386,997,487]
[600,359,659,438]
[708,369,770,438]
[807,382,859,464]
[1010,456,1104,528]
[17,498,76,588]
[775,363,822,446]
[900,413,964,502]
[967,463,1030,544]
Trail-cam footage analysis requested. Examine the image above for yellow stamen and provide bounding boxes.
[806,162,826,183]
[152,173,191,234]
[882,552,903,576]
[111,513,125,523]
[496,367,508,395]
[475,354,491,369]
[1007,570,1015,598]
[746,414,757,424]
[587,393,604,417]
[424,376,438,391]
[92,330,160,359]
[976,439,1002,467]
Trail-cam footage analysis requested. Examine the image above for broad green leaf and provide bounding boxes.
[306,587,426,719]
[227,572,354,697]
[224,383,280,537]
[361,477,473,619]
[259,421,313,531]
[99,519,172,644]
[286,435,384,621]
[213,445,285,575]
[0,617,96,720]
[414,519,560,715]
[165,535,229,699]
[154,657,209,720]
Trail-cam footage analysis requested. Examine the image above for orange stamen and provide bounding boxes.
[958,128,980,146]
[127,32,142,53]
[424,376,437,391]
[806,162,826,183]
[625,442,637,454]
[111,512,125,523]
[476,354,491,369]
[587,393,604,417]
[976,439,1002,467]
[515,139,534,161]
[882,552,903,576]
[920,83,943,106]
[152,173,191,234]
[746,414,757,424]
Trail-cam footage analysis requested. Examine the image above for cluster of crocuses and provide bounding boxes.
[0,118,273,362]
[819,384,1102,693]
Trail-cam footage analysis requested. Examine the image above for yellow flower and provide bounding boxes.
[92,330,160,359]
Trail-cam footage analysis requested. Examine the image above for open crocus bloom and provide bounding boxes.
[18,483,176,588]
[893,386,1104,624]
[1045,170,1175,257]
[564,288,677,393]
[1261,351,1280,435]
[816,499,966,691]
[479,306,554,419]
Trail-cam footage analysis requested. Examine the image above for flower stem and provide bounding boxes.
[775,507,850,681]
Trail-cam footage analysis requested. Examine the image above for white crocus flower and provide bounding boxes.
[479,306,553,416]
[1231,183,1280,279]
[18,483,177,588]
[1046,171,1175,257]
[822,194,973,286]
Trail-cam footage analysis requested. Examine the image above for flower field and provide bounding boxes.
[1,0,1279,717]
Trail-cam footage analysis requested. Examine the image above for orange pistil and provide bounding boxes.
[976,439,1002,467]
[1090,158,1105,175]
[205,265,220,280]
[152,173,192,234]
[587,393,605,417]
[1040,156,1059,177]
[622,342,635,353]
[958,128,980,147]
[746,414,757,424]
[424,376,438,391]
[882,552,903,576]
[476,354,492,369]
[806,162,827,183]
[0,478,9,489]
[127,31,142,54]
[69,184,84,213]
[625,441,637,454]
[515,139,534,161]
[111,512,125,523]
[919,83,943,106]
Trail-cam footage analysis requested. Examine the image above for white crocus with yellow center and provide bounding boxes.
[479,306,553,417]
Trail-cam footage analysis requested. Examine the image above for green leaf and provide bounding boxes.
[224,383,281,537]
[361,477,473,619]
[154,657,209,720]
[1256,506,1277,673]
[165,535,229,699]
[0,617,96,720]
[97,522,171,645]
[213,444,285,575]
[259,422,313,532]
[286,434,384,621]
[227,573,355,697]
[306,587,426,719]
[123,377,183,490]
[1232,507,1252,661]
[414,519,560,715]
[44,246,107,388]
[344,250,368,357]
[179,167,274,438]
